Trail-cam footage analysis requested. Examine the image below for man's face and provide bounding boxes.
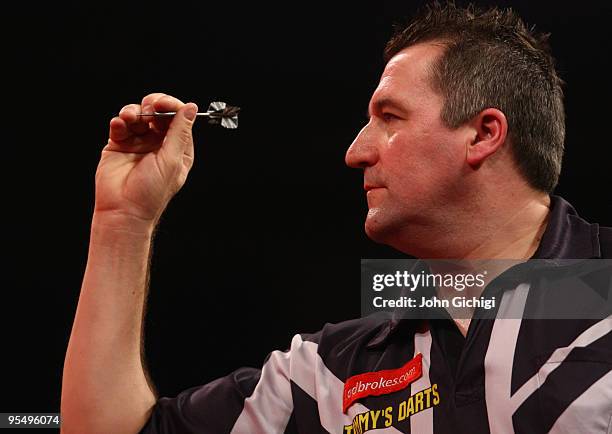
[345,43,473,251]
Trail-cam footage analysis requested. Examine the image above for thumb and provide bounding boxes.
[163,102,198,157]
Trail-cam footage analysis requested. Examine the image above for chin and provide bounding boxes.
[364,208,418,253]
[364,210,392,244]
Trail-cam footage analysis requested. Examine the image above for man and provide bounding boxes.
[61,3,611,434]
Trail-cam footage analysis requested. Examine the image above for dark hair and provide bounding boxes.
[384,2,565,192]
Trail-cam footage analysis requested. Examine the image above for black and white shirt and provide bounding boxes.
[140,196,612,434]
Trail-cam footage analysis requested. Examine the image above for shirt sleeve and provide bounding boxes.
[139,335,304,434]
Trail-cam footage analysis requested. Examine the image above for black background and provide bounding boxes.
[3,0,611,426]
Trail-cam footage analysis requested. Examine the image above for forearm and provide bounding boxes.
[61,213,158,434]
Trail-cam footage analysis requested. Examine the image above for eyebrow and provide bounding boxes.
[366,97,407,119]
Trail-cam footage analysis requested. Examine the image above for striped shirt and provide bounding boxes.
[140,196,612,434]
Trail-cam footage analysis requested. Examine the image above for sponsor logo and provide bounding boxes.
[343,384,440,434]
[342,354,422,413]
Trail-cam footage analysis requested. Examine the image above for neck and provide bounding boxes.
[397,191,551,261]
[417,191,550,337]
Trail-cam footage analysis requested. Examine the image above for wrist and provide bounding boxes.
[91,211,157,238]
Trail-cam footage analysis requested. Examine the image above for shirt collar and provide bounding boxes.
[532,195,601,259]
[366,195,602,349]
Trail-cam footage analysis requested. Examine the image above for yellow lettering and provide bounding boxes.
[406,395,415,416]
[358,413,370,431]
[423,386,432,407]
[384,406,393,427]
[369,410,380,429]
[398,401,406,421]
[415,391,424,413]
[432,383,440,405]
[343,387,442,433]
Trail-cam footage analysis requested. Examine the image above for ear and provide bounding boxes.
[466,108,508,167]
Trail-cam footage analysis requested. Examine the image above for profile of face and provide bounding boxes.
[345,43,475,251]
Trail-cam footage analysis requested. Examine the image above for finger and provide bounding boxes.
[109,116,130,143]
[119,104,149,135]
[141,92,167,109]
[151,95,186,133]
[140,92,166,122]
[107,116,160,153]
[161,102,197,159]
[153,94,184,112]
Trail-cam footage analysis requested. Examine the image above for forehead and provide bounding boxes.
[370,43,444,110]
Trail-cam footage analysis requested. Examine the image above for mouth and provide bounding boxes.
[364,184,383,192]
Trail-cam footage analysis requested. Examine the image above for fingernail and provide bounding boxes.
[184,104,198,121]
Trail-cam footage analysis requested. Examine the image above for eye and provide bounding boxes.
[382,112,400,122]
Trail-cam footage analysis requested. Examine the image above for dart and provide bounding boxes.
[138,101,240,129]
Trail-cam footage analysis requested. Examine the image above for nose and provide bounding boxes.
[345,122,379,169]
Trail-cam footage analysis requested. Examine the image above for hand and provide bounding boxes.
[94,93,198,226]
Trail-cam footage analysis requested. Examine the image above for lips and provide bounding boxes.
[364,184,383,191]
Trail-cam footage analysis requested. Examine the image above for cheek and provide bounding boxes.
[384,131,438,171]
[383,132,463,196]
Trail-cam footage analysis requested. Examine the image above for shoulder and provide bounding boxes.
[298,314,395,380]
[302,315,391,345]
[301,314,394,352]
[598,225,612,258]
